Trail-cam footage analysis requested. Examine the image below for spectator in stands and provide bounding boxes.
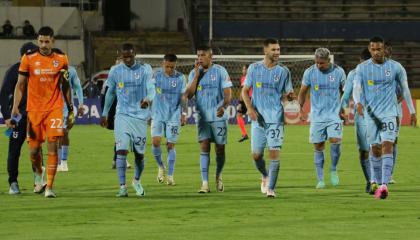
[2,20,14,37]
[22,20,35,37]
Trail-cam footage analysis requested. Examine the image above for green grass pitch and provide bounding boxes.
[0,124,420,239]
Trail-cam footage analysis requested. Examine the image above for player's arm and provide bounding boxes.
[397,64,416,126]
[180,76,188,126]
[241,65,257,121]
[60,68,75,129]
[11,74,27,127]
[298,70,311,121]
[353,68,364,117]
[141,66,155,109]
[0,69,16,127]
[185,61,200,99]
[101,71,117,127]
[283,67,295,101]
[216,69,232,118]
[71,69,84,116]
[339,69,347,122]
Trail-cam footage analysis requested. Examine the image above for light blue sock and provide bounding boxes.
[391,143,397,175]
[215,153,225,178]
[254,158,268,177]
[360,155,371,183]
[57,148,62,164]
[152,146,164,168]
[134,155,144,181]
[116,155,127,185]
[200,152,210,182]
[369,154,382,184]
[382,153,394,185]
[268,160,280,190]
[61,145,69,161]
[167,149,176,176]
[330,143,341,171]
[314,150,324,181]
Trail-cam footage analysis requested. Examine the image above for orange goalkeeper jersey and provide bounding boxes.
[19,48,69,112]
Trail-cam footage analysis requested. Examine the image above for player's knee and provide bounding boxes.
[167,142,175,150]
[152,138,161,147]
[314,142,325,151]
[29,148,41,158]
[215,144,225,155]
[382,141,393,154]
[252,153,263,161]
[268,149,279,159]
[360,150,369,160]
[371,145,382,157]
[329,138,341,144]
[116,150,128,155]
[133,151,144,161]
[200,140,211,152]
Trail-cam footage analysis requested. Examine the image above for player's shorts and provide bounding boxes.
[151,120,180,143]
[355,118,369,151]
[114,114,147,154]
[251,121,284,154]
[236,100,248,114]
[366,116,397,145]
[27,108,64,148]
[309,120,343,144]
[197,120,228,144]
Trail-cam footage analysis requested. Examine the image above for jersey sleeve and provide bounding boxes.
[243,64,254,88]
[341,70,354,108]
[220,67,232,89]
[18,54,29,75]
[181,74,187,94]
[145,65,156,101]
[396,63,416,114]
[301,68,311,87]
[282,66,293,94]
[339,68,346,89]
[187,70,195,86]
[352,66,363,105]
[70,67,84,105]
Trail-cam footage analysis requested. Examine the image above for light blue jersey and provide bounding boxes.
[353,58,415,119]
[102,62,155,120]
[244,60,293,124]
[152,68,186,123]
[302,64,346,123]
[341,69,366,123]
[63,66,83,118]
[188,64,232,122]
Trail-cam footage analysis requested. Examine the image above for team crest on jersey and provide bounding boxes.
[134,72,141,79]
[314,84,319,91]
[256,82,262,88]
[35,61,41,66]
[385,69,391,77]
[118,82,124,88]
[210,74,216,81]
[197,85,202,91]
[273,75,280,82]
[368,80,374,86]
[53,60,59,68]
[328,75,335,82]
[156,87,162,94]
[171,80,177,87]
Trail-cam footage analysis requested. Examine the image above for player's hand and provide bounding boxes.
[410,113,417,127]
[11,107,19,119]
[194,60,200,75]
[339,108,347,124]
[140,99,150,109]
[286,92,296,101]
[77,106,84,117]
[5,119,12,128]
[356,103,364,117]
[216,106,225,118]
[247,107,258,121]
[181,114,187,126]
[100,116,108,128]
[67,111,75,130]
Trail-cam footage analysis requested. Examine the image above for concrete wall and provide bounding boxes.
[0,39,85,85]
[0,7,82,36]
[130,0,185,31]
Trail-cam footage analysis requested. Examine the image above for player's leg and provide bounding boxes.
[236,101,248,142]
[113,115,131,197]
[390,115,401,184]
[130,118,148,197]
[265,123,284,198]
[327,121,343,187]
[310,122,327,188]
[366,116,382,194]
[197,120,212,193]
[165,123,180,185]
[212,121,228,192]
[57,129,70,171]
[251,122,268,194]
[151,120,165,183]
[7,116,28,194]
[355,121,371,192]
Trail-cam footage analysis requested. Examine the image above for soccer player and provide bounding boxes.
[12,26,74,198]
[341,48,372,193]
[237,64,249,142]
[242,38,294,198]
[0,42,37,194]
[151,54,187,185]
[101,43,155,197]
[353,36,416,199]
[57,66,84,172]
[186,45,232,193]
[298,48,346,189]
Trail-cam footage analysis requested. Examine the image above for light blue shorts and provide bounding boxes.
[355,119,369,151]
[251,121,284,154]
[151,121,180,143]
[114,115,147,154]
[366,116,397,145]
[310,120,343,144]
[197,120,227,144]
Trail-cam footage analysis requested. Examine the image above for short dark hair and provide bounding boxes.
[369,36,384,44]
[360,48,371,60]
[38,26,54,37]
[196,45,212,52]
[263,38,279,47]
[243,64,249,69]
[163,53,177,62]
[121,43,135,52]
[384,41,392,47]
